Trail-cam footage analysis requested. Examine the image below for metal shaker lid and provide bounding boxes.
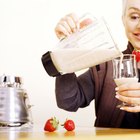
[0,75,23,87]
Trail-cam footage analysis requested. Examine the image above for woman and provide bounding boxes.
[43,0,140,128]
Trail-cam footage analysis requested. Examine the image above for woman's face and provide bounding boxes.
[123,0,140,50]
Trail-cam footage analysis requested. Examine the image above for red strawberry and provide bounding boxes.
[132,50,140,62]
[62,119,75,131]
[44,117,59,132]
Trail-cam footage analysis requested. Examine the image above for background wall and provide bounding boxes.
[0,0,127,128]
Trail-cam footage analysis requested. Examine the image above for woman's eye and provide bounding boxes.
[130,14,140,20]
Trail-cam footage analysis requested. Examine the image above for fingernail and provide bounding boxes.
[115,95,119,99]
[120,107,124,110]
[115,87,119,91]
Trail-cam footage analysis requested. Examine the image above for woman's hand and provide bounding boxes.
[55,13,93,40]
[55,13,79,40]
[115,82,140,112]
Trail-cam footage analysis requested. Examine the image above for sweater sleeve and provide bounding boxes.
[55,68,95,112]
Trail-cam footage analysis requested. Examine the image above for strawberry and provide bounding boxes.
[62,119,75,131]
[44,117,59,132]
[132,50,140,62]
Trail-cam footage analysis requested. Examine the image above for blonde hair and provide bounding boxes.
[122,0,127,15]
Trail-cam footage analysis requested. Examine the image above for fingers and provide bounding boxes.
[55,13,79,40]
[120,105,140,113]
[115,93,140,105]
[65,13,79,31]
[115,83,140,112]
[55,23,70,40]
[80,18,93,28]
[115,83,140,97]
[55,13,94,40]
[115,94,140,112]
[115,83,140,91]
[116,90,140,97]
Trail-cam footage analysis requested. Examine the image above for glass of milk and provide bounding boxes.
[113,54,138,108]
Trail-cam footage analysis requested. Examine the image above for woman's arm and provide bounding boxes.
[55,69,95,111]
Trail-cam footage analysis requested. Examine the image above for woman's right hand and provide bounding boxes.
[55,13,79,40]
[55,13,94,40]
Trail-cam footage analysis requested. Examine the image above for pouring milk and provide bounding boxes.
[42,14,124,77]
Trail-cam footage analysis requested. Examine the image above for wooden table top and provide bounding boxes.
[0,125,140,140]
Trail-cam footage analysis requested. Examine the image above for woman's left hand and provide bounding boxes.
[115,82,140,112]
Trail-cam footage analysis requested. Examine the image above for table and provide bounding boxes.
[0,124,140,140]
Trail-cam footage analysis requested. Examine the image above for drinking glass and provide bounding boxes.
[112,54,138,108]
